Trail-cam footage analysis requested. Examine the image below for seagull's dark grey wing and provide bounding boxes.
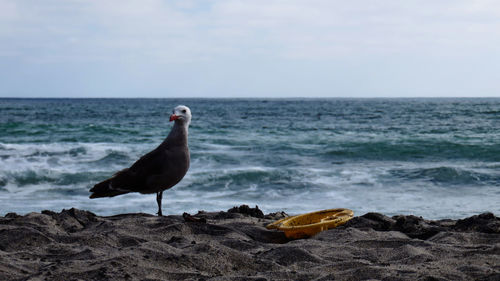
[89,147,167,198]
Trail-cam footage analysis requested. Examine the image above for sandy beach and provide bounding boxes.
[1,206,499,281]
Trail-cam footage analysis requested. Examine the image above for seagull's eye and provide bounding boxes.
[182,109,187,113]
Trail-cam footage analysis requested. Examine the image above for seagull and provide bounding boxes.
[89,105,191,216]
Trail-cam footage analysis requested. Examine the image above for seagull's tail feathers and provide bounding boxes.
[89,169,133,198]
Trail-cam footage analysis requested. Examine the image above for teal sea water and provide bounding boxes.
[1,98,499,219]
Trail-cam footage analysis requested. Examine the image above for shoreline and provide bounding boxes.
[1,206,499,280]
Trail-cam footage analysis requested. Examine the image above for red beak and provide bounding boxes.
[169,114,179,122]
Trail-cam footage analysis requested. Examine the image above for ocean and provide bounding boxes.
[1,98,499,219]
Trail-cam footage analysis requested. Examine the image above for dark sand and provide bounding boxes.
[1,206,499,281]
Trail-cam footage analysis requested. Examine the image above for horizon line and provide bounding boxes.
[1,96,500,99]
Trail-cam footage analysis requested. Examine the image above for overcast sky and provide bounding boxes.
[1,0,499,98]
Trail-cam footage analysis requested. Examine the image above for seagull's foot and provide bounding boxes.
[156,191,163,216]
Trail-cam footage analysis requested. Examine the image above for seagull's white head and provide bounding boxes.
[170,105,192,126]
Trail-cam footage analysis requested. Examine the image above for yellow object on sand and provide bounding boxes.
[266,208,354,239]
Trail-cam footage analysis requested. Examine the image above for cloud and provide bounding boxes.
[1,0,499,97]
[2,0,499,63]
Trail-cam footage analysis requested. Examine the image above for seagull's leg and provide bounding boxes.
[156,191,163,216]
